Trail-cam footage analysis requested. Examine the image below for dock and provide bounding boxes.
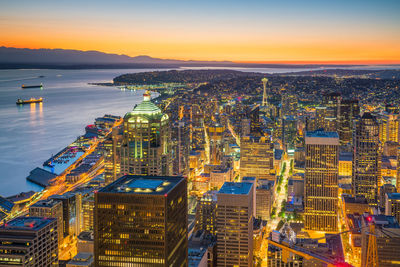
[26,167,57,187]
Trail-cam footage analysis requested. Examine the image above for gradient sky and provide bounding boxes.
[1,0,400,63]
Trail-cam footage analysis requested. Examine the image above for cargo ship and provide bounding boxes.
[21,83,43,89]
[16,97,43,104]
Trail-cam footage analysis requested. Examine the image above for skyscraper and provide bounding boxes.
[122,92,172,176]
[338,99,359,145]
[304,130,339,232]
[103,127,123,184]
[0,217,58,266]
[94,175,187,266]
[196,190,217,235]
[352,113,380,204]
[29,199,63,246]
[240,135,275,181]
[172,120,191,177]
[104,92,173,181]
[217,182,254,267]
[281,93,298,117]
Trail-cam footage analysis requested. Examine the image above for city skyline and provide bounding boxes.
[1,0,400,63]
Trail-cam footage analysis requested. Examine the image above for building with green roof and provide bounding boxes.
[104,92,172,181]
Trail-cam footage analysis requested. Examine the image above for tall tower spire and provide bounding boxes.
[261,78,268,106]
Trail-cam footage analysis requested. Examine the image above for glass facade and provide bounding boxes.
[94,175,187,267]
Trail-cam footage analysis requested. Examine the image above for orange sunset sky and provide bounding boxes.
[1,0,400,64]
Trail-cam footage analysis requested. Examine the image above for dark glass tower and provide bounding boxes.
[94,175,187,267]
[353,112,380,204]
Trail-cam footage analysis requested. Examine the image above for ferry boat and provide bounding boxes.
[16,97,43,104]
[21,83,43,89]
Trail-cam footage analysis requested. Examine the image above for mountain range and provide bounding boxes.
[0,47,363,69]
[0,47,232,67]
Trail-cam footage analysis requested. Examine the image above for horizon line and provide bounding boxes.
[2,46,400,66]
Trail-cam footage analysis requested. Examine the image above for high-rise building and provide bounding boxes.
[196,190,217,235]
[338,99,359,145]
[282,116,297,152]
[315,106,327,130]
[397,147,400,192]
[385,193,400,223]
[256,180,275,220]
[281,93,298,117]
[49,192,78,238]
[29,199,63,246]
[248,105,261,135]
[217,182,254,267]
[94,175,187,267]
[103,127,123,184]
[361,214,400,267]
[304,130,339,232]
[0,217,58,266]
[207,123,225,165]
[82,194,94,231]
[377,114,388,144]
[240,135,274,181]
[323,92,341,119]
[387,113,399,143]
[352,113,380,204]
[121,92,172,176]
[172,120,191,177]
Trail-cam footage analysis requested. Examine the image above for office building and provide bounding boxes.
[172,120,191,176]
[29,199,63,246]
[196,191,217,235]
[342,195,370,216]
[385,193,400,223]
[82,194,94,231]
[282,116,297,152]
[0,217,58,266]
[50,192,78,238]
[256,180,275,220]
[240,135,274,181]
[121,92,172,176]
[103,127,123,184]
[361,214,400,267]
[338,99,359,145]
[281,93,298,117]
[352,113,380,204]
[217,182,254,267]
[210,167,233,190]
[304,131,339,232]
[66,252,94,267]
[94,175,187,266]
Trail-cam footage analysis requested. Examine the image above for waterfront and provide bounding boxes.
[1,66,399,197]
[0,69,162,196]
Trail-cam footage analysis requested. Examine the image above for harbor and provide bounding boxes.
[25,114,121,189]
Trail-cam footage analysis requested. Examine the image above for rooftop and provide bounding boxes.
[31,199,61,208]
[124,92,168,122]
[218,182,253,195]
[339,152,352,161]
[387,193,400,200]
[305,130,339,139]
[99,175,184,196]
[0,196,14,213]
[67,252,93,266]
[200,191,218,202]
[1,216,55,231]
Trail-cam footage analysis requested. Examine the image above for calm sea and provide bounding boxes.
[0,69,163,196]
[1,66,399,197]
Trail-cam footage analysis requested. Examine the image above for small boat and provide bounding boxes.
[16,97,43,104]
[22,83,43,89]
